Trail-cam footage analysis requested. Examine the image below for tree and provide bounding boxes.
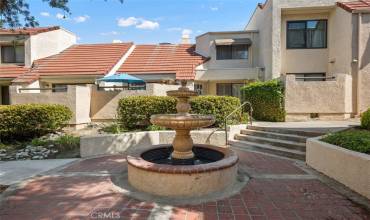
[0,0,123,28]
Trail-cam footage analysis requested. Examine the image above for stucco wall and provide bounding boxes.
[195,31,260,69]
[29,29,76,65]
[281,13,329,75]
[245,0,273,80]
[285,74,352,115]
[90,84,185,121]
[358,14,370,113]
[307,137,370,199]
[9,85,90,125]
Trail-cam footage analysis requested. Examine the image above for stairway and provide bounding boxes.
[229,125,324,161]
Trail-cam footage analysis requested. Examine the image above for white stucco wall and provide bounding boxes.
[245,0,355,80]
[29,28,76,66]
[90,84,187,121]
[281,13,329,75]
[285,74,352,115]
[9,85,90,125]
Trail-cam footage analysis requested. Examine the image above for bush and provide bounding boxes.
[118,96,177,130]
[54,135,80,151]
[0,104,72,141]
[241,80,285,122]
[361,109,370,130]
[190,96,242,127]
[322,129,370,154]
[117,95,242,130]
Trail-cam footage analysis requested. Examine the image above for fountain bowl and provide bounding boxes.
[150,114,215,130]
[127,144,238,197]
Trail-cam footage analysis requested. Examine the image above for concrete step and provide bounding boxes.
[229,140,306,161]
[240,129,307,143]
[247,125,324,137]
[234,134,306,152]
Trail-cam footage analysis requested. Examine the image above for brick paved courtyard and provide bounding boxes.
[0,149,369,220]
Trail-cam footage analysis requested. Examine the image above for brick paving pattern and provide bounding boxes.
[0,150,369,220]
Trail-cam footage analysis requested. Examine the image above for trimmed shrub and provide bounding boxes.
[241,80,285,122]
[322,129,370,154]
[118,96,177,130]
[0,104,72,141]
[117,95,242,130]
[361,109,370,130]
[190,96,242,127]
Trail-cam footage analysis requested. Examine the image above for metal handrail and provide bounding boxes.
[224,101,253,146]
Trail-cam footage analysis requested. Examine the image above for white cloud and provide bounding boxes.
[210,7,219,11]
[182,29,192,36]
[40,12,50,17]
[112,40,123,43]
[56,13,65,19]
[74,15,90,23]
[117,17,159,30]
[117,17,139,27]
[136,20,159,30]
[100,31,119,36]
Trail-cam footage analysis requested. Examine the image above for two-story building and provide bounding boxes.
[245,0,370,121]
[0,26,76,104]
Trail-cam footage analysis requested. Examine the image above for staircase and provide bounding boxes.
[229,126,324,161]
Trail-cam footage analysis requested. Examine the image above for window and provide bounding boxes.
[216,45,248,60]
[216,83,244,98]
[1,45,25,63]
[287,20,327,49]
[52,84,68,92]
[194,84,203,95]
[292,73,326,81]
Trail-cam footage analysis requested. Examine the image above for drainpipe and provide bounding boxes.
[357,13,362,116]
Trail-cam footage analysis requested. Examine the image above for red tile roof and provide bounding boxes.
[12,43,133,83]
[118,44,207,80]
[0,65,30,79]
[0,26,61,36]
[337,0,370,12]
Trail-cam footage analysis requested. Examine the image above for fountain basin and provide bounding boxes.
[127,144,238,197]
[150,114,215,130]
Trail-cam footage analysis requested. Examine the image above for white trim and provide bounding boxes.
[106,44,136,77]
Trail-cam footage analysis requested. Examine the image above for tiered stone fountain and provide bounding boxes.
[127,81,239,197]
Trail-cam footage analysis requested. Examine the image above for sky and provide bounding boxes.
[28,0,261,44]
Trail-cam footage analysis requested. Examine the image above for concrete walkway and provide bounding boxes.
[0,159,77,185]
[253,120,360,133]
[0,148,368,219]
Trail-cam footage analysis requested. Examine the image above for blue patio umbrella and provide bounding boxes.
[98,73,145,84]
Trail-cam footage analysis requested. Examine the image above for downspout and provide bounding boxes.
[357,13,362,115]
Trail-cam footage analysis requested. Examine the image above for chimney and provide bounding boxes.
[181,34,191,44]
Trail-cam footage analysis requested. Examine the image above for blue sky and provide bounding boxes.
[29,0,261,44]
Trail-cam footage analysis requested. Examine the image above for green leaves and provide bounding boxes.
[322,130,370,154]
[241,80,286,122]
[0,104,72,141]
[361,109,370,130]
[117,95,242,130]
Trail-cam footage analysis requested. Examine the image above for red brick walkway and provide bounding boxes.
[0,149,369,220]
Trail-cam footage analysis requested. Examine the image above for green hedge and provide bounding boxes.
[190,96,242,127]
[117,95,242,130]
[118,96,177,130]
[0,104,72,141]
[322,130,370,155]
[241,80,286,122]
[361,109,370,130]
